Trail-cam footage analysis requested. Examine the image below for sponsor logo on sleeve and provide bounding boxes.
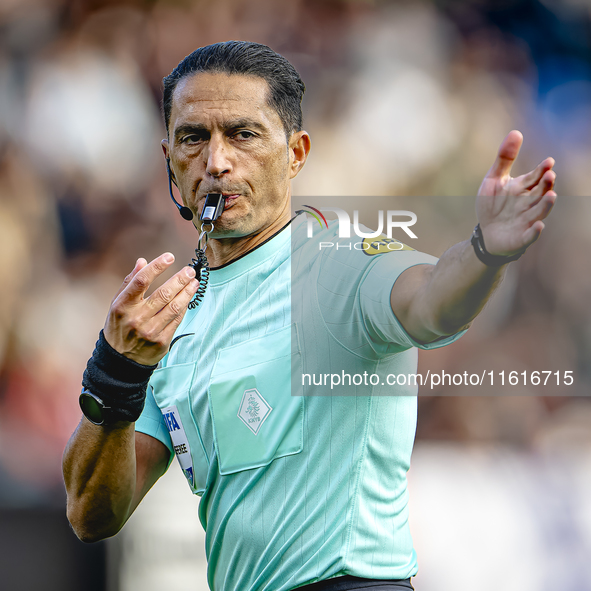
[162,405,195,488]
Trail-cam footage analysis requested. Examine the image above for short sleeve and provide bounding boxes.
[135,384,174,465]
[359,250,467,352]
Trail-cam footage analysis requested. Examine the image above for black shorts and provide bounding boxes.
[294,575,414,591]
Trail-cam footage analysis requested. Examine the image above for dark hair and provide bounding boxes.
[162,41,305,137]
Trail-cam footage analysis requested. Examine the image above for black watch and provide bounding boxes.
[79,389,111,426]
[470,224,525,267]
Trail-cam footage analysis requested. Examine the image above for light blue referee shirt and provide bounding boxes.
[136,215,464,591]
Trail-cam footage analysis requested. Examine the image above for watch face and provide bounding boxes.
[80,392,105,425]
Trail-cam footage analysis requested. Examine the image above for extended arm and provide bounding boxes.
[63,254,198,541]
[392,131,557,343]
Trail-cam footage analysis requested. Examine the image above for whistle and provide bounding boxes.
[201,193,226,222]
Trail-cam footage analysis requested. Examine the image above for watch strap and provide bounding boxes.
[470,224,525,267]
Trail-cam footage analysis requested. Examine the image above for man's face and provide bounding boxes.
[163,71,303,238]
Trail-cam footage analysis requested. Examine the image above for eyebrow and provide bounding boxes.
[173,119,267,140]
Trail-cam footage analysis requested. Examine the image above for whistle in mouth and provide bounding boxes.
[201,193,226,222]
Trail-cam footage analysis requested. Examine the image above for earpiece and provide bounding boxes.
[166,159,194,221]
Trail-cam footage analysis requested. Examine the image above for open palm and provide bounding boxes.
[476,130,557,257]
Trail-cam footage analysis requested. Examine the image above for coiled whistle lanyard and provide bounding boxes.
[188,222,213,309]
[187,193,225,309]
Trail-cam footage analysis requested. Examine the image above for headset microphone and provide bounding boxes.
[165,158,227,311]
[167,159,194,221]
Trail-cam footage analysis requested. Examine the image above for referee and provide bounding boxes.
[63,41,556,591]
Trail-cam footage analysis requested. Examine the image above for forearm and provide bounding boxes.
[63,418,137,543]
[394,239,506,343]
[419,239,505,336]
[62,254,195,542]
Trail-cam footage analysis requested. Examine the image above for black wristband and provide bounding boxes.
[470,224,525,267]
[81,330,158,424]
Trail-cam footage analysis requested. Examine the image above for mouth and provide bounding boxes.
[222,194,239,209]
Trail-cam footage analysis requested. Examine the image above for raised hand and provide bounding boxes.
[104,253,198,366]
[476,130,557,257]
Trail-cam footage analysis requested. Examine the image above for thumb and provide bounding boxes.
[486,130,523,180]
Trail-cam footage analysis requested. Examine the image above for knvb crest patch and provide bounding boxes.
[238,388,272,435]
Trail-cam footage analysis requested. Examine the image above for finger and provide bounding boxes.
[144,278,200,342]
[518,157,555,191]
[485,130,524,179]
[524,191,557,228]
[120,252,176,302]
[145,265,197,312]
[112,258,147,301]
[528,169,556,200]
[521,220,545,246]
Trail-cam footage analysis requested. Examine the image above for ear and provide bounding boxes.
[288,131,311,179]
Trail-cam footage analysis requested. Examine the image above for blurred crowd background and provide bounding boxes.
[1,0,591,589]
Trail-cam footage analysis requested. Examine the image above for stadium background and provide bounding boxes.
[1,0,591,589]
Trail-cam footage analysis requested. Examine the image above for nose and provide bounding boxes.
[205,135,232,178]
